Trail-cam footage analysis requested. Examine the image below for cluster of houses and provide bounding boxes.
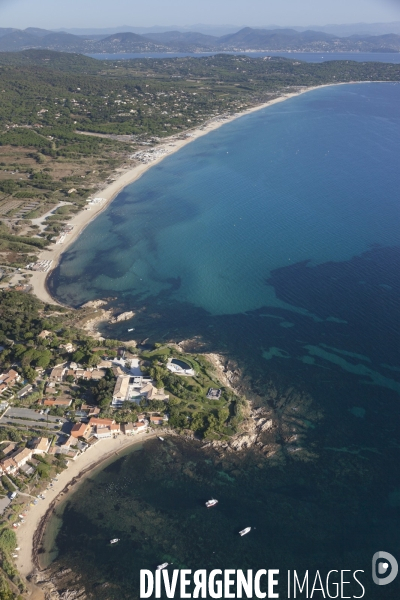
[69,413,167,442]
[49,362,106,384]
[0,369,21,396]
[0,437,51,475]
[47,360,170,411]
[0,410,168,477]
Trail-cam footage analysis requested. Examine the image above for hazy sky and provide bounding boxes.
[0,0,399,29]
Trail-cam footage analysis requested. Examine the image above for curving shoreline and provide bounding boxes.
[28,82,357,308]
[15,431,158,585]
[20,80,378,574]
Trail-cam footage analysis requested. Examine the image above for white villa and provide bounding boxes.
[112,375,168,407]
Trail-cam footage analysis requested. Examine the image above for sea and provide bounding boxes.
[86,51,400,63]
[44,83,400,599]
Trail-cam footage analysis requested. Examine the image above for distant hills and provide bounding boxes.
[56,22,400,37]
[0,26,399,53]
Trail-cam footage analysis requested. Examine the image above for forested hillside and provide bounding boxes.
[0,50,398,269]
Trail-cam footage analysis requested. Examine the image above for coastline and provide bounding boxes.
[16,350,240,595]
[29,82,355,307]
[9,77,398,599]
[15,431,158,585]
[17,80,375,583]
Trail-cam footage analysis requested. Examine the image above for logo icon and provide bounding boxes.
[372,551,398,585]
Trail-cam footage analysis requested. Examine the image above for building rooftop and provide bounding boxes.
[32,437,50,452]
[0,457,17,470]
[150,415,164,423]
[113,375,130,400]
[2,443,16,455]
[206,388,222,399]
[89,417,114,427]
[123,422,134,431]
[12,447,32,463]
[43,398,72,406]
[71,423,88,438]
[60,435,74,447]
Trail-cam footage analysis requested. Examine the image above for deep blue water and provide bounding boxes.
[87,51,400,63]
[46,83,400,599]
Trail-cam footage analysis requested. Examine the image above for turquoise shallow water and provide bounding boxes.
[49,83,400,393]
[46,83,400,598]
[51,83,400,315]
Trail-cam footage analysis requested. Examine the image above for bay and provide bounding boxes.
[87,51,400,63]
[45,83,400,599]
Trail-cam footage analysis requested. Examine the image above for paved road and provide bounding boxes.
[4,407,66,423]
[0,419,61,430]
[0,407,67,430]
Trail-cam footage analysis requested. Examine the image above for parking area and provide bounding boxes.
[0,407,67,430]
[0,496,11,515]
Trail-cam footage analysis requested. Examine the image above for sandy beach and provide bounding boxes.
[15,431,157,583]
[27,83,342,306]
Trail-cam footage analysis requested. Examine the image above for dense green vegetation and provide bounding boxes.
[1,51,399,139]
[0,222,49,254]
[0,50,398,267]
[0,289,242,438]
[0,290,101,381]
[141,346,244,438]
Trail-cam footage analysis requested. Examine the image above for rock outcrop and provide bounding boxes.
[30,568,87,600]
[109,310,135,323]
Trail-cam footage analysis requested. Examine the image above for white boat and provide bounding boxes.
[239,527,251,536]
[205,499,218,508]
[158,436,165,441]
[157,562,169,570]
[110,538,120,544]
[128,328,134,332]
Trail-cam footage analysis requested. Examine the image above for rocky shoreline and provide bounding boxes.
[30,568,86,600]
[200,352,322,463]
[27,349,321,599]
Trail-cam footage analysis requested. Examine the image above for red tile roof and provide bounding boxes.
[89,417,114,427]
[71,423,89,438]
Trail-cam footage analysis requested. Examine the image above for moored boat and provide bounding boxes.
[110,538,120,544]
[239,527,251,536]
[158,436,165,441]
[205,499,218,508]
[157,562,169,570]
